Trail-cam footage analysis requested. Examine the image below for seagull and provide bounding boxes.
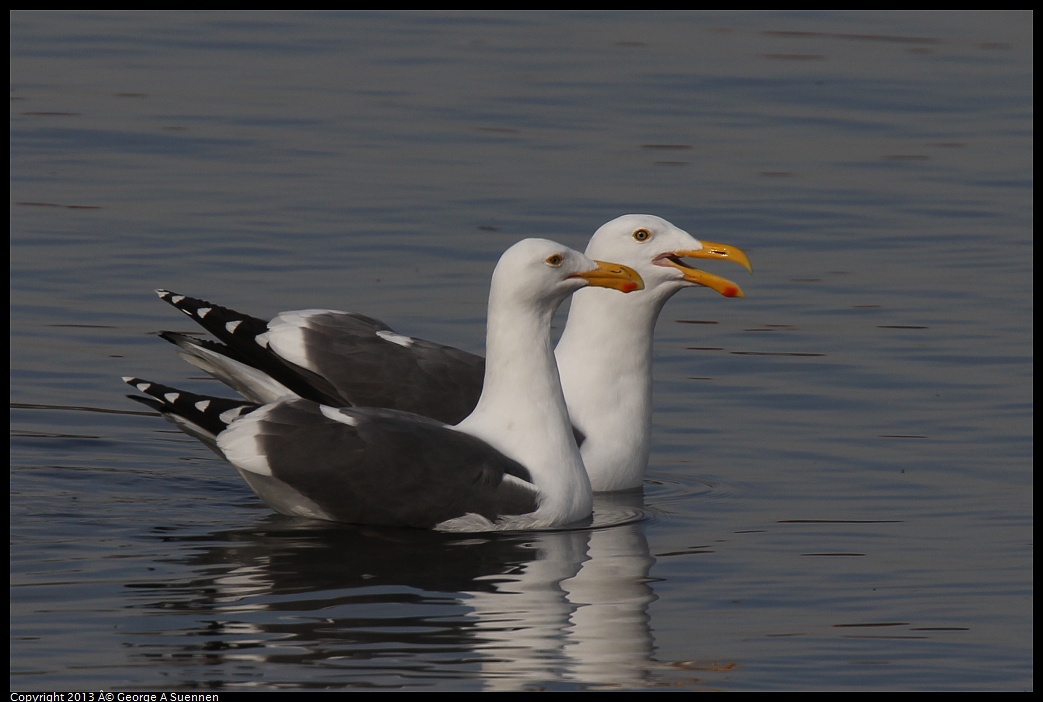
[127,239,644,531]
[156,214,751,492]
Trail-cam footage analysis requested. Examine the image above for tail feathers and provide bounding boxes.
[156,289,270,356]
[124,376,258,453]
[154,292,345,406]
[158,332,297,404]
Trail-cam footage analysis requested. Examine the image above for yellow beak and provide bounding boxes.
[570,260,645,293]
[661,240,752,298]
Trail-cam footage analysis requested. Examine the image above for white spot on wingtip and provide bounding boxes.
[129,379,152,392]
[195,399,211,412]
[163,392,180,404]
[226,320,241,333]
[219,406,249,424]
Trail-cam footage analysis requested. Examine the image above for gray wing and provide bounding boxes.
[156,290,484,423]
[282,311,485,424]
[228,400,538,528]
[126,377,537,529]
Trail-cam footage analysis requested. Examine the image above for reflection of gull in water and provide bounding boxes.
[565,504,658,687]
[122,493,658,689]
[469,492,657,690]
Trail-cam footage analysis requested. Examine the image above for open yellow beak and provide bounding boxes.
[659,240,752,298]
[570,260,645,293]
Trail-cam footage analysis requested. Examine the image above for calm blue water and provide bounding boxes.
[11,10,1032,691]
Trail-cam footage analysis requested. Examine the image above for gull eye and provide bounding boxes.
[633,228,652,242]
[545,254,564,267]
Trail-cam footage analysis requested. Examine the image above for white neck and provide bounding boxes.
[456,280,592,526]
[555,284,673,491]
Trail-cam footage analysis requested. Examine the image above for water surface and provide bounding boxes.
[10,10,1032,691]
